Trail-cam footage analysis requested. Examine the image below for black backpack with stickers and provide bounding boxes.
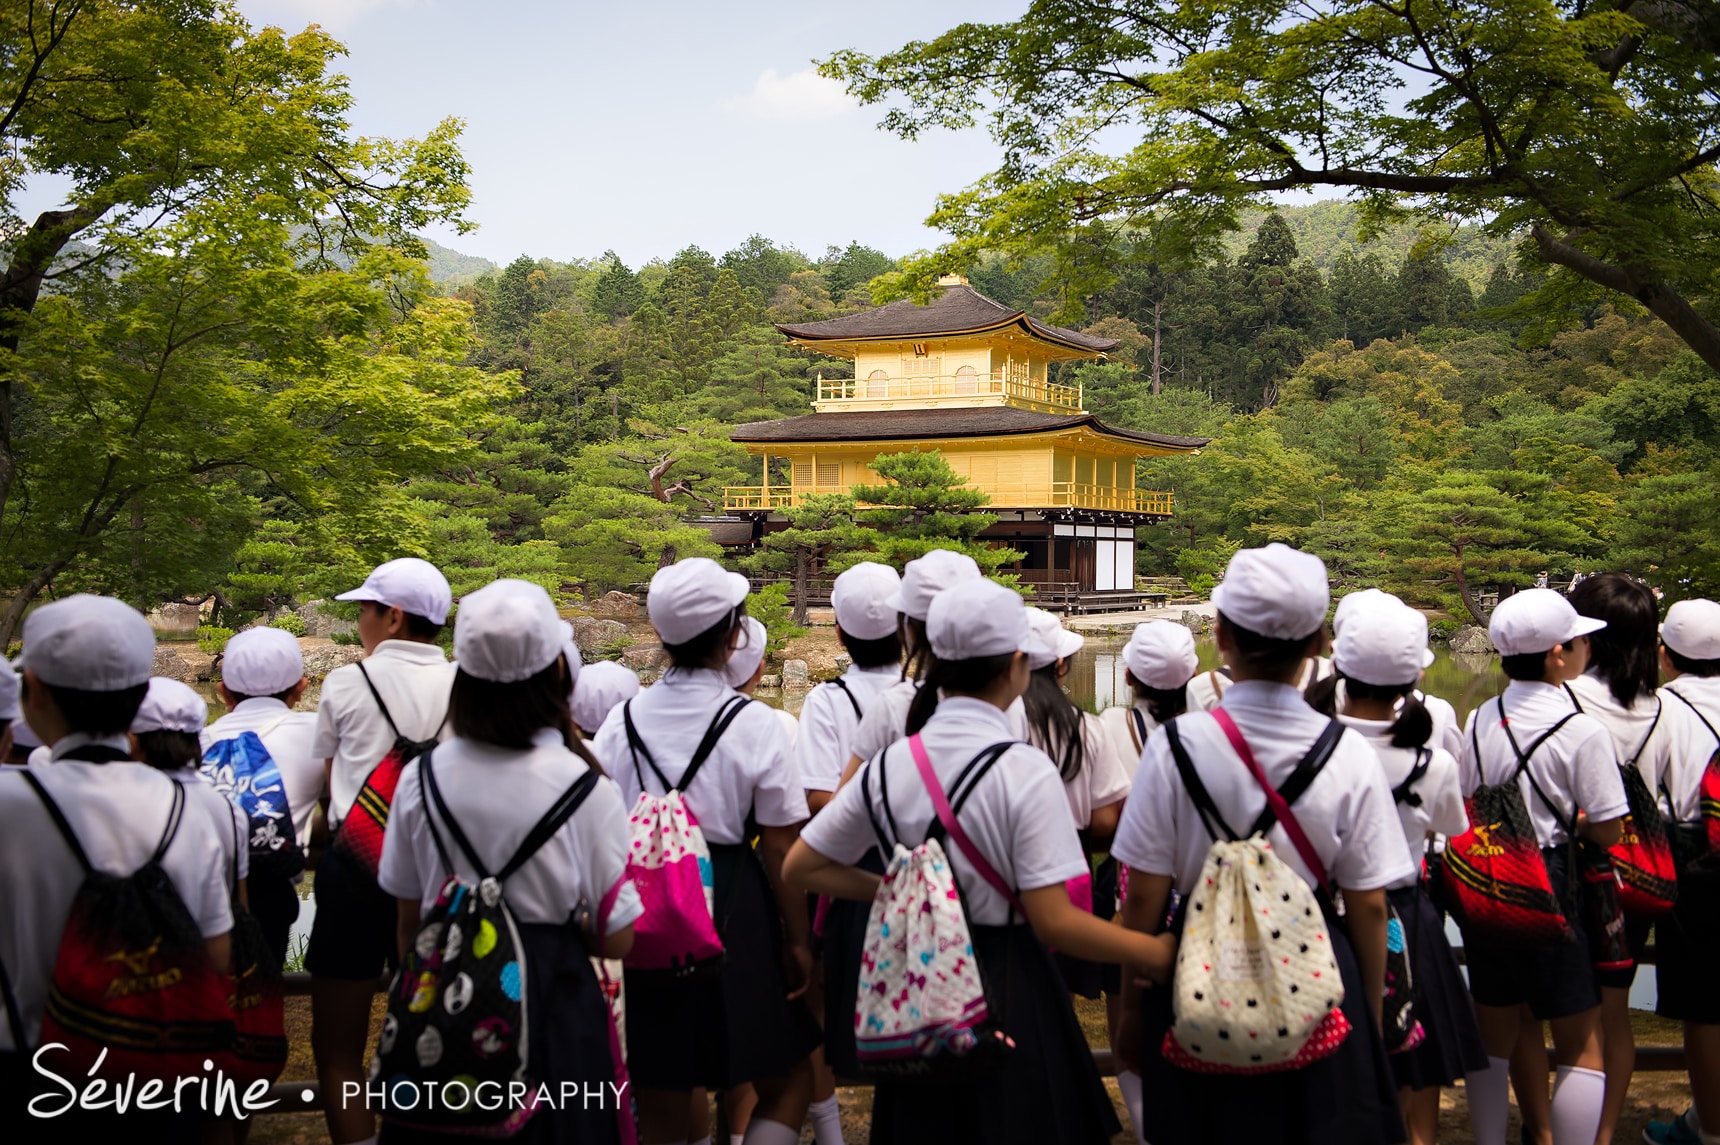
[373,751,600,1135]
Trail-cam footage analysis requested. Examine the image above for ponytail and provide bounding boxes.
[905,652,1019,736]
[1024,664,1085,781]
[1126,670,1189,726]
[1304,673,1340,717]
[1315,672,1434,749]
[1388,690,1434,749]
[900,615,932,684]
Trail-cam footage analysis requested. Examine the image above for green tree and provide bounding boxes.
[721,236,805,298]
[541,487,720,593]
[1608,469,1720,600]
[591,251,646,320]
[742,493,882,624]
[824,1,1720,372]
[851,450,1022,576]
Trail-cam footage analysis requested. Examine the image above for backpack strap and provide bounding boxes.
[1393,748,1433,808]
[1164,718,1240,844]
[1244,717,1345,838]
[676,695,751,794]
[356,661,402,739]
[0,948,25,1054]
[907,734,1026,916]
[1496,700,1582,833]
[20,769,92,872]
[860,758,892,856]
[829,676,863,719]
[1130,707,1149,755]
[421,749,603,884]
[1667,687,1719,741]
[620,699,668,793]
[1211,708,1335,892]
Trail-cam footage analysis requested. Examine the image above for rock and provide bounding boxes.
[573,617,630,655]
[1180,610,1208,634]
[588,591,641,619]
[148,602,206,636]
[620,645,666,670]
[299,645,365,681]
[151,646,196,683]
[1451,651,1497,676]
[1449,625,1496,655]
[782,659,810,690]
[634,667,663,685]
[833,654,852,673]
[297,600,357,638]
[758,674,782,690]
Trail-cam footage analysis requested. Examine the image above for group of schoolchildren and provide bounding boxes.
[0,540,1717,1145]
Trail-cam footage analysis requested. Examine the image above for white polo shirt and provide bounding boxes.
[203,698,322,849]
[379,730,643,932]
[1566,672,1705,814]
[1458,681,1627,847]
[795,664,902,793]
[0,739,233,1051]
[1113,681,1416,894]
[801,697,1088,926]
[1336,715,1467,888]
[312,640,455,826]
[1660,676,1720,823]
[848,680,1029,768]
[166,764,250,884]
[591,668,806,843]
[1029,712,1132,830]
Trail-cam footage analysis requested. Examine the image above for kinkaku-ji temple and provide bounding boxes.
[718,275,1209,610]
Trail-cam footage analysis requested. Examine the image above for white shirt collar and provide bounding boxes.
[659,666,729,690]
[369,639,450,665]
[1217,678,1307,710]
[231,696,289,715]
[48,731,132,761]
[928,696,1014,735]
[849,663,901,681]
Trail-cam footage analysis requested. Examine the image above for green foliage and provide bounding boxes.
[741,494,882,623]
[851,450,1022,576]
[270,613,308,637]
[330,630,363,647]
[198,626,236,656]
[746,583,805,659]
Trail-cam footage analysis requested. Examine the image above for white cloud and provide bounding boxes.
[723,67,855,122]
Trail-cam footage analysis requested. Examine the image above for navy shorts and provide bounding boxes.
[1465,849,1601,1020]
[1656,860,1720,1025]
[305,845,398,981]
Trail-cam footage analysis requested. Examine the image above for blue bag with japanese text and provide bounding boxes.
[202,728,306,882]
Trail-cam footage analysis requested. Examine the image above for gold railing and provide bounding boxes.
[815,371,1083,411]
[723,483,1174,515]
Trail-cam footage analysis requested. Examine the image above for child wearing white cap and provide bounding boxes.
[1310,594,1486,1145]
[1332,589,1463,759]
[203,626,321,962]
[571,660,640,738]
[726,615,802,753]
[589,557,818,1145]
[1649,598,1720,1145]
[377,578,640,1143]
[787,578,1174,1145]
[797,561,904,814]
[1456,587,1628,1145]
[1111,543,1414,1145]
[0,596,232,1139]
[310,557,457,1145]
[1186,578,1334,713]
[131,677,250,898]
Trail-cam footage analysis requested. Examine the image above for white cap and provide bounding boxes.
[1332,588,1394,638]
[22,594,155,690]
[1333,600,1435,686]
[335,557,452,626]
[131,677,209,735]
[885,549,981,621]
[1124,621,1200,690]
[1662,598,1720,661]
[648,557,750,646]
[561,640,583,699]
[724,617,769,688]
[926,580,1034,661]
[831,562,902,640]
[1211,544,1330,640]
[1489,588,1607,656]
[1025,606,1084,671]
[570,660,640,735]
[453,579,574,684]
[0,664,19,721]
[221,627,305,697]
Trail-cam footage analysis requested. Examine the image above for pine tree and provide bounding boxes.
[851,450,1022,575]
[743,494,882,623]
[591,251,645,320]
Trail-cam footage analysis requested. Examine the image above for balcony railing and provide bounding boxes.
[723,483,1174,516]
[814,371,1083,412]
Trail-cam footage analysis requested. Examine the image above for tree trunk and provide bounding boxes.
[793,545,810,626]
[1451,563,1486,626]
[1151,298,1163,396]
[0,554,74,649]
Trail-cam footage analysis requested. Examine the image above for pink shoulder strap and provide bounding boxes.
[907,733,1027,916]
[1209,707,1331,890]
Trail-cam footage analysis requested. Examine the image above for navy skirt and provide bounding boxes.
[1386,885,1488,1092]
[822,847,886,1078]
[381,920,623,1145]
[625,843,822,1091]
[868,921,1120,1145]
[1137,909,1406,1145]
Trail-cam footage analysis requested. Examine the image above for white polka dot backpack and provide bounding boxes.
[374,752,601,1134]
[1161,710,1351,1074]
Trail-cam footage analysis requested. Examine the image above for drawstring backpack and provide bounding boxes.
[1162,710,1350,1074]
[201,715,307,883]
[854,734,1018,1078]
[1563,687,1678,918]
[375,751,602,1137]
[19,768,235,1081]
[1381,748,1434,1055]
[1442,700,1578,946]
[1665,689,1720,863]
[216,791,288,1086]
[329,663,444,881]
[619,695,748,974]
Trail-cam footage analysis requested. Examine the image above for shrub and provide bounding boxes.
[197,626,236,656]
[330,630,362,646]
[747,583,805,658]
[270,612,307,637]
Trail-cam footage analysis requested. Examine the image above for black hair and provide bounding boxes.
[1023,664,1086,780]
[899,615,932,683]
[224,685,301,705]
[1569,574,1659,708]
[1500,650,1553,681]
[133,729,204,772]
[1217,613,1319,680]
[1125,669,1189,726]
[448,656,605,774]
[839,627,902,670]
[38,680,149,736]
[1306,673,1434,748]
[905,652,1019,736]
[359,600,444,642]
[661,604,745,671]
[1667,646,1720,678]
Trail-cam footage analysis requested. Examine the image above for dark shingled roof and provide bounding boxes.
[731,406,1208,450]
[775,284,1118,354]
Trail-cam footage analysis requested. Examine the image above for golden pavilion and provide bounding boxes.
[722,276,1206,598]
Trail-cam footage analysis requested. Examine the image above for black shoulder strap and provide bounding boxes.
[924,742,1014,847]
[20,769,92,872]
[1166,718,1237,843]
[223,782,243,899]
[677,696,751,793]
[0,947,25,1054]
[1393,748,1432,808]
[829,676,863,719]
[621,699,667,792]
[356,661,401,738]
[1497,703,1582,831]
[1246,719,1345,839]
[1627,698,1663,770]
[1130,707,1149,754]
[1668,687,1719,741]
[861,756,891,855]
[499,770,602,882]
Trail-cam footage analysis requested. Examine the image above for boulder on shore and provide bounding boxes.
[620,645,666,670]
[296,601,357,639]
[587,591,641,619]
[1449,625,1496,655]
[152,646,196,684]
[300,645,365,681]
[1179,610,1208,634]
[573,617,630,655]
[782,660,810,691]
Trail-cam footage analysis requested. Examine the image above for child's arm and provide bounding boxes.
[783,837,883,902]
[1115,870,1176,1072]
[1340,885,1388,1030]
[1020,884,1175,980]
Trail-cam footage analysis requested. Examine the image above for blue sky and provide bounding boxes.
[233,0,1030,268]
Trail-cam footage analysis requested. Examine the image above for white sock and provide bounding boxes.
[809,1094,845,1145]
[1466,1057,1512,1145]
[1117,1069,1145,1142]
[742,1120,801,1145]
[730,1135,745,1145]
[1549,1065,1606,1145]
